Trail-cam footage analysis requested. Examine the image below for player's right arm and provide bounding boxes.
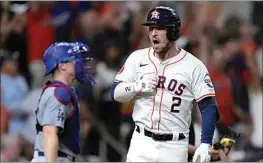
[41,88,71,162]
[43,126,59,162]
[110,51,157,103]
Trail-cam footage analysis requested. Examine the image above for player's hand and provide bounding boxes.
[193,143,211,162]
[133,75,158,95]
[211,148,228,162]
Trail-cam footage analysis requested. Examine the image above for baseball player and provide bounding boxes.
[31,42,95,162]
[110,6,220,162]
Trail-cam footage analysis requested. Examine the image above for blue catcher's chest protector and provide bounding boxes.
[35,80,81,154]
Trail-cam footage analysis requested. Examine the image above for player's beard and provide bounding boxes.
[152,40,173,56]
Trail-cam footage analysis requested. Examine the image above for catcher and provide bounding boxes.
[31,42,95,162]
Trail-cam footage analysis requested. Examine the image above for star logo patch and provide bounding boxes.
[151,10,160,19]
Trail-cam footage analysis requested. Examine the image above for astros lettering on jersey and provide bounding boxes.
[115,47,215,134]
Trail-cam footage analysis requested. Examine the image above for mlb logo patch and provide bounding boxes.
[151,10,160,19]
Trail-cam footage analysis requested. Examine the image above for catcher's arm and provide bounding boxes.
[41,88,71,161]
[43,126,59,162]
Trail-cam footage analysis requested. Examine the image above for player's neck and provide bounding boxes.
[155,43,180,61]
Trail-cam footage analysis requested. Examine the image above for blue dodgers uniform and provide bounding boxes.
[32,80,80,162]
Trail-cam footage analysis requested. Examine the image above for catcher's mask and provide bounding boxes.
[43,42,96,84]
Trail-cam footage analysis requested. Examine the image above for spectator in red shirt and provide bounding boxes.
[208,52,238,127]
[27,2,54,88]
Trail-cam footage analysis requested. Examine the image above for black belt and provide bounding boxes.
[135,125,185,141]
[38,151,75,162]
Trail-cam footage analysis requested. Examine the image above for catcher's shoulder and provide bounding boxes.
[41,86,71,105]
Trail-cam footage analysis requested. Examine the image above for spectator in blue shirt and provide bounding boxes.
[0,51,29,136]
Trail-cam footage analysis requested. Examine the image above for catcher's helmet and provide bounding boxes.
[142,6,181,41]
[43,41,95,84]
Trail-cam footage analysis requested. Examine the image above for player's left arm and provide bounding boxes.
[192,63,220,162]
[197,96,220,145]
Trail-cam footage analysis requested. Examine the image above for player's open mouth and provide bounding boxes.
[153,40,160,45]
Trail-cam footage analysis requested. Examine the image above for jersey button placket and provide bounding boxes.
[158,63,166,131]
[154,63,164,130]
[152,103,159,129]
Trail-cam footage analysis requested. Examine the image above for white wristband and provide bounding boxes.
[113,82,137,103]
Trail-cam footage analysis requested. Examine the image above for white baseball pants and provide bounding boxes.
[126,126,188,162]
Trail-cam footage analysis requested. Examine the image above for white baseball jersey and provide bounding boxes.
[115,47,215,135]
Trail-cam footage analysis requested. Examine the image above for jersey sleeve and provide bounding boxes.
[114,52,137,83]
[192,63,216,102]
[42,96,70,129]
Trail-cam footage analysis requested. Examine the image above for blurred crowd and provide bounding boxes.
[0,1,262,162]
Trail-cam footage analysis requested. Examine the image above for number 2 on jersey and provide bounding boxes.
[170,96,181,113]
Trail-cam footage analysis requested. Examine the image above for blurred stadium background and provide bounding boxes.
[0,1,262,162]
